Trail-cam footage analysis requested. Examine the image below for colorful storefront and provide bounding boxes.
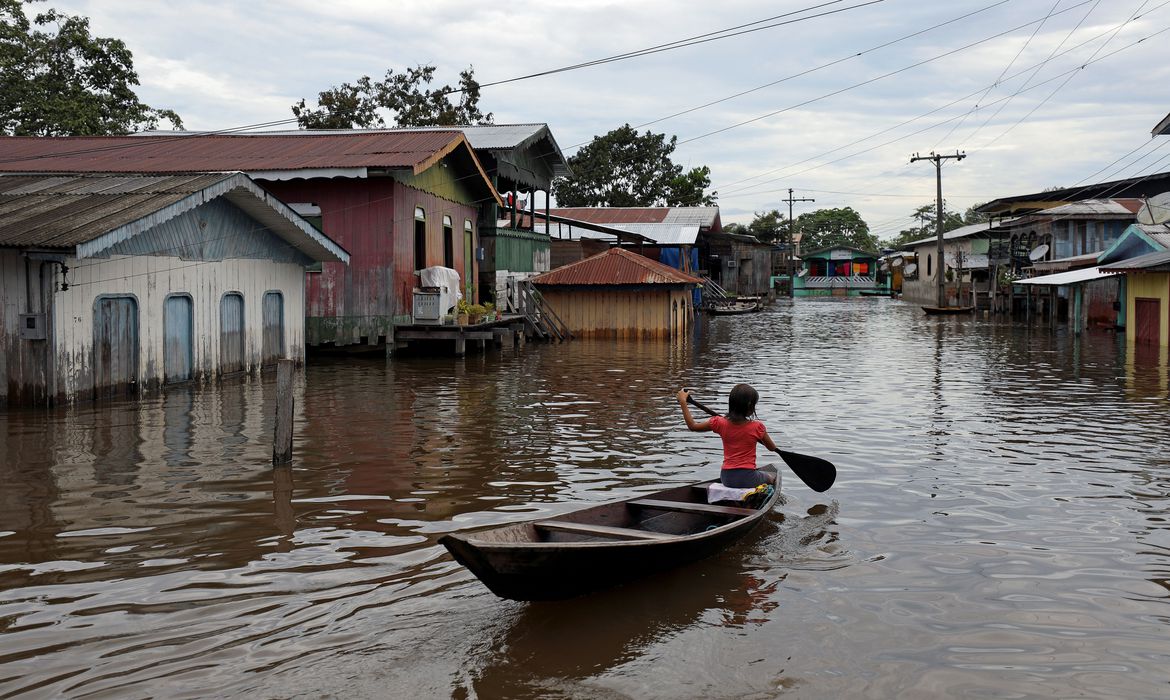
[794,246,879,296]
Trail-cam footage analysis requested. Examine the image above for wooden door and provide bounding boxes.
[93,297,138,398]
[164,295,193,383]
[262,291,285,366]
[1135,297,1160,345]
[220,293,245,374]
[464,226,474,302]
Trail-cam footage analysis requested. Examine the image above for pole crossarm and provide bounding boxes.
[909,151,966,308]
[782,187,815,298]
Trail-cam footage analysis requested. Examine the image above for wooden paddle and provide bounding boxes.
[684,393,836,493]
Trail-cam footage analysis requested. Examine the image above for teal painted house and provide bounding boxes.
[793,246,879,296]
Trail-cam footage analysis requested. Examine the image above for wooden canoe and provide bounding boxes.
[439,467,779,601]
[921,305,975,315]
[707,300,762,315]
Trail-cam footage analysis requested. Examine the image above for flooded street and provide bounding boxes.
[2,298,1169,699]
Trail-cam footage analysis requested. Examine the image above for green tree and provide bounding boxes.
[732,209,784,243]
[293,65,493,128]
[668,165,717,206]
[553,125,717,207]
[795,207,877,252]
[0,1,182,135]
[882,202,983,248]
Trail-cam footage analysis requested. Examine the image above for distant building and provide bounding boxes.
[0,173,348,406]
[794,246,880,297]
[529,247,701,339]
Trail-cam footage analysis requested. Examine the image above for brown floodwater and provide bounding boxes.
[1,298,1169,699]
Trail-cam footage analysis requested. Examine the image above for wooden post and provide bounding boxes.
[273,359,294,465]
[273,463,295,552]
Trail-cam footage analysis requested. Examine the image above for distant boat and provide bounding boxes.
[921,305,975,315]
[707,299,762,315]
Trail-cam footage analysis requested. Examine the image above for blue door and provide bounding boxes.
[164,295,193,383]
[220,293,245,374]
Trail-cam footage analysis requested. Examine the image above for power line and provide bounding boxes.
[578,0,1014,148]
[447,1,883,94]
[929,0,1063,151]
[715,12,1170,199]
[961,0,1106,147]
[676,0,1101,147]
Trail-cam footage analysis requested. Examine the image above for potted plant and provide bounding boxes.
[456,299,470,325]
[483,301,497,321]
[467,303,487,324]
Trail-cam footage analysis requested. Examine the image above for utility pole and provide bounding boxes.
[782,188,815,298]
[910,151,965,308]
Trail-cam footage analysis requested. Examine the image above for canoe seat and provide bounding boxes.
[629,498,758,517]
[534,520,675,541]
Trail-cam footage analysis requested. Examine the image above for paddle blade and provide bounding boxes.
[776,449,836,492]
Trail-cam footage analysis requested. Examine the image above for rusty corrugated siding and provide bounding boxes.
[0,132,464,173]
[531,247,702,286]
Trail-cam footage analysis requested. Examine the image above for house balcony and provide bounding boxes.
[802,275,876,289]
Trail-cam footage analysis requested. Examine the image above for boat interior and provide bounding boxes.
[467,480,768,545]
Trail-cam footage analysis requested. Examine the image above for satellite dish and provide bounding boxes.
[797,268,808,277]
[904,263,918,275]
[1136,192,1170,225]
[879,262,890,272]
[1028,244,1049,261]
[891,256,905,268]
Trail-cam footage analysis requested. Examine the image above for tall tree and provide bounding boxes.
[554,125,717,207]
[733,209,784,243]
[668,165,717,207]
[881,202,985,248]
[795,207,877,252]
[293,65,493,128]
[0,0,182,135]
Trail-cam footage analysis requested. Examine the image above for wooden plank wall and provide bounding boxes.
[53,253,306,401]
[539,287,693,339]
[0,249,51,406]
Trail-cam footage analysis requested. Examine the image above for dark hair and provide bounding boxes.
[727,384,759,421]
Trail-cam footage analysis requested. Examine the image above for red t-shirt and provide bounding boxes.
[709,415,765,470]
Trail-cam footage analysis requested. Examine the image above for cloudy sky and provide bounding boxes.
[35,0,1170,239]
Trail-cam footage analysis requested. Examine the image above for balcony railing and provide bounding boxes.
[802,275,876,289]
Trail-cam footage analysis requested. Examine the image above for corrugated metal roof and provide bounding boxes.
[1153,111,1170,136]
[0,172,348,263]
[531,247,703,286]
[145,124,572,177]
[903,219,1014,249]
[549,207,720,228]
[1100,249,1170,271]
[542,222,699,245]
[1016,267,1121,285]
[1133,223,1170,248]
[0,131,465,173]
[1037,198,1142,217]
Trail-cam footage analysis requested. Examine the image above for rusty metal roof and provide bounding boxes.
[0,172,349,263]
[0,131,466,173]
[531,247,702,286]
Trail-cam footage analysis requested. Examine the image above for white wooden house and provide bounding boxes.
[0,173,349,406]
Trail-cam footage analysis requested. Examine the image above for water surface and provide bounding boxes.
[2,298,1168,698]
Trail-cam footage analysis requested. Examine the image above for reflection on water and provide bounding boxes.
[1,299,1169,698]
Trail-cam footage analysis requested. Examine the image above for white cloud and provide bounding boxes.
[33,0,1170,230]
